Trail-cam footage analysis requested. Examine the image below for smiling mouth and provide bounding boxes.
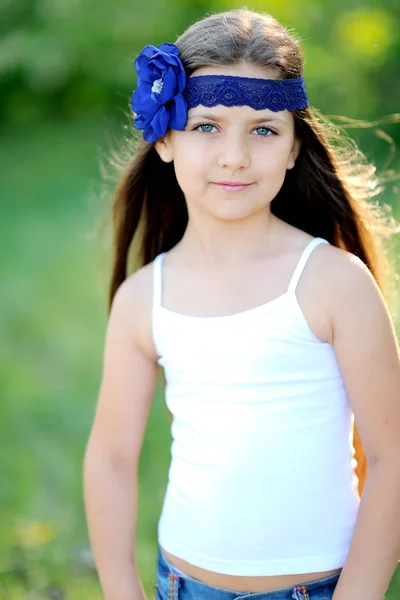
[214,181,252,185]
[213,182,253,192]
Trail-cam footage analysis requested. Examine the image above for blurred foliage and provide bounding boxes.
[1,0,400,598]
[1,0,400,126]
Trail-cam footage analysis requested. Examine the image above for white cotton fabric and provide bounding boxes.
[152,237,360,576]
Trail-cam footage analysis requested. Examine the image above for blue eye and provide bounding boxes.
[192,123,277,136]
[194,123,217,134]
[254,126,275,136]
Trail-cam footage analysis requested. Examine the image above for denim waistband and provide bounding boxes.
[156,544,342,600]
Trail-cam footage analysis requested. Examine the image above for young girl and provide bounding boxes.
[83,8,400,600]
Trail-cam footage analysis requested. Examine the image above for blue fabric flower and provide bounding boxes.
[131,43,188,143]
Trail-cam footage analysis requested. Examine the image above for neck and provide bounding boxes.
[175,208,283,266]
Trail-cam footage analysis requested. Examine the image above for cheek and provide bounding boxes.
[173,141,210,183]
[256,140,294,173]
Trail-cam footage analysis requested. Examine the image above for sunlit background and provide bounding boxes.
[1,0,400,598]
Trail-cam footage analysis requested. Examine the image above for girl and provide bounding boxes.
[83,8,400,600]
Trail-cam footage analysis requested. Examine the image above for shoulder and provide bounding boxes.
[309,243,390,343]
[314,243,380,307]
[292,235,377,344]
[308,241,369,287]
[112,260,154,317]
[110,259,158,360]
[273,221,377,307]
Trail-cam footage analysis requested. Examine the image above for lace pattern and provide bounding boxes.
[183,75,308,112]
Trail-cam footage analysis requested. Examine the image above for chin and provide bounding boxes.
[209,206,262,222]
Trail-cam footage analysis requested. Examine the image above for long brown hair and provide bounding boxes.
[105,8,399,497]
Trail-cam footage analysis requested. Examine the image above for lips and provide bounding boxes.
[214,181,251,186]
[213,181,253,193]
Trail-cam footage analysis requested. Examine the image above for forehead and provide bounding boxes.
[191,62,279,80]
[186,106,291,127]
[186,62,293,126]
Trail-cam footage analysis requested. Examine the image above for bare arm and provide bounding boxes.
[323,249,400,600]
[83,268,158,600]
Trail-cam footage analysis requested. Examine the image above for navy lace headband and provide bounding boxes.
[131,42,309,143]
[183,75,308,112]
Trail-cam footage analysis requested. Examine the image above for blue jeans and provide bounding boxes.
[154,544,341,600]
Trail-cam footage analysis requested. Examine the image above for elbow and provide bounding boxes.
[83,433,138,479]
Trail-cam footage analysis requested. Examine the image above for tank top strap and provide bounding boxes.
[153,252,166,309]
[287,237,330,294]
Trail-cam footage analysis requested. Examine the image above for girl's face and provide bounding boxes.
[155,63,301,223]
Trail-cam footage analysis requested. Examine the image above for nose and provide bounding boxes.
[217,132,250,172]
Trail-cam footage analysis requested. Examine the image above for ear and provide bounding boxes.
[154,132,174,163]
[286,137,302,170]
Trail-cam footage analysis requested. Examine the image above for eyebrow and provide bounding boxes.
[187,113,287,125]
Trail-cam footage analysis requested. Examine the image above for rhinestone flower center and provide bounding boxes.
[151,78,164,94]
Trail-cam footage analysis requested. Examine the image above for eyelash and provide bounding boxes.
[192,123,278,136]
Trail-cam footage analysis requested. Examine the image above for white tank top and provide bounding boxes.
[152,237,360,576]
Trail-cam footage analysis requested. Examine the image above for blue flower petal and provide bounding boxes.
[151,106,170,138]
[134,114,147,130]
[143,127,158,143]
[150,58,167,72]
[132,42,186,141]
[176,66,186,92]
[169,94,188,130]
[133,82,152,99]
[153,53,180,68]
[136,69,153,85]
[135,55,150,71]
[150,91,163,105]
[159,43,180,55]
[161,68,178,103]
[151,53,180,69]
[158,105,170,132]
[140,45,159,59]
[131,83,153,112]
